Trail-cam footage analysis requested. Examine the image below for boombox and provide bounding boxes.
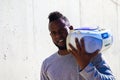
[66,26,113,53]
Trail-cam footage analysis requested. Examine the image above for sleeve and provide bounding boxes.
[79,53,116,80]
[40,61,49,80]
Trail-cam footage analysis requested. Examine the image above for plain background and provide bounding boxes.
[0,0,120,80]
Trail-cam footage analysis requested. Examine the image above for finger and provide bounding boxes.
[69,43,80,57]
[68,49,77,57]
[91,49,100,57]
[68,43,77,53]
[75,38,81,51]
[81,38,85,52]
[68,45,78,57]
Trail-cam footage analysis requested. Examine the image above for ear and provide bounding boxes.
[69,26,73,30]
[50,32,52,36]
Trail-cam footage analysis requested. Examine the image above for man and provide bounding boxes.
[40,11,115,80]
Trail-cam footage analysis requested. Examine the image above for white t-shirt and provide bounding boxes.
[40,52,115,80]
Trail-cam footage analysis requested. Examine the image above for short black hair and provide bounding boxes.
[48,11,70,26]
[48,11,64,23]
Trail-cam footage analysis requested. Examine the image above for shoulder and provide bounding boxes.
[42,52,59,66]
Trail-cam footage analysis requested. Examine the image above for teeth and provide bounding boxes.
[59,39,63,42]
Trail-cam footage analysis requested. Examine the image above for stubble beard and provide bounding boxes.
[54,43,67,50]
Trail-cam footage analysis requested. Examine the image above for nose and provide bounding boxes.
[55,32,62,38]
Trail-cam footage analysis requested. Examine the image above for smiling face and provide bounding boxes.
[49,18,69,50]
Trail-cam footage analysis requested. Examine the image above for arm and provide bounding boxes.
[40,61,49,80]
[69,38,115,80]
[80,53,115,80]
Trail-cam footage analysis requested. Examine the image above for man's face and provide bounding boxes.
[49,19,69,50]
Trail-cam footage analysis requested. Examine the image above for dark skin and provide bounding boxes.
[49,18,99,70]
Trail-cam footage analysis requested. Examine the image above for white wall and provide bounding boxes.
[0,0,120,80]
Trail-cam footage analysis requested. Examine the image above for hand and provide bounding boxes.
[68,38,100,70]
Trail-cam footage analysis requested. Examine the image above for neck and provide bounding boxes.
[58,49,69,56]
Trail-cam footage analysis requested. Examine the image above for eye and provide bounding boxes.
[60,30,65,34]
[51,31,57,36]
[60,28,67,34]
